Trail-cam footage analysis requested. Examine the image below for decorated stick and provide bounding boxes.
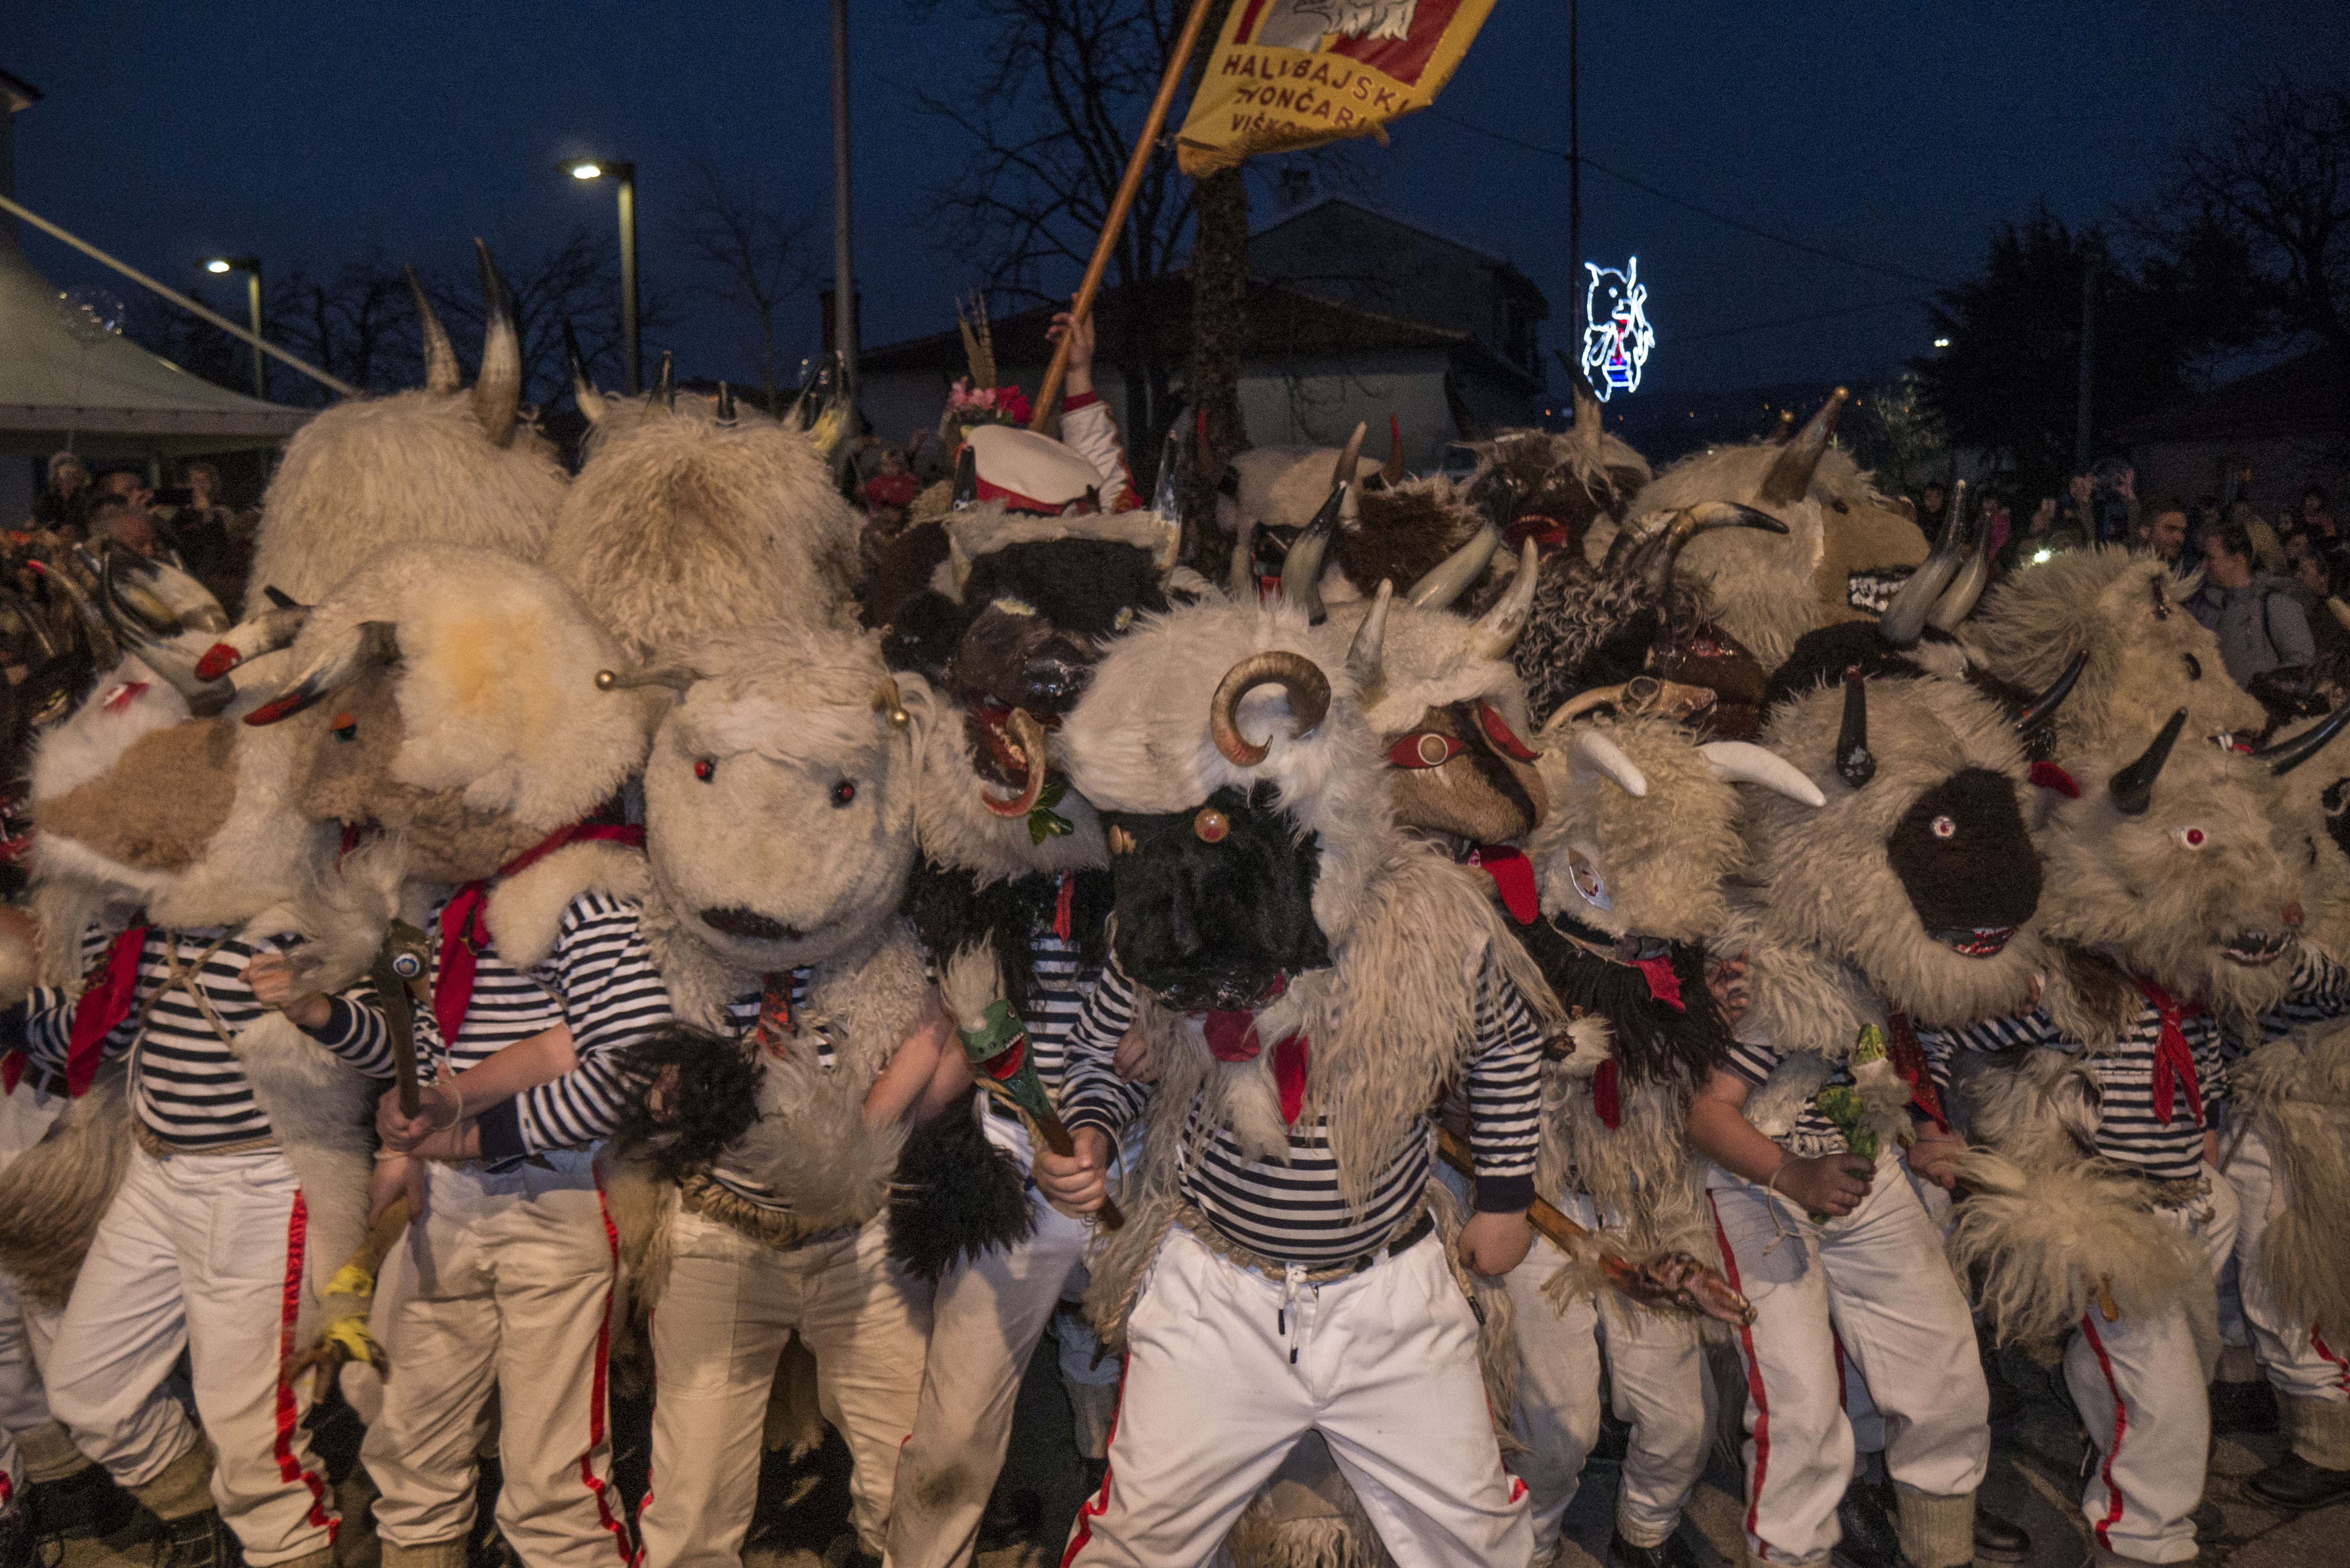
[287,1191,411,1402]
[1435,1127,1755,1327]
[944,945,1125,1230]
[369,920,433,1119]
[1026,0,1219,431]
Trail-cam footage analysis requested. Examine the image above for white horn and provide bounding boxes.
[1569,730,1648,797]
[1468,538,1541,660]
[1700,740,1826,807]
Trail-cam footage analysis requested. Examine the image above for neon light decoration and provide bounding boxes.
[1579,257,1654,401]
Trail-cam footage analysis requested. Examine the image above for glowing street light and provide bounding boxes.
[563,157,640,393]
[1933,337,1952,349]
[201,255,265,397]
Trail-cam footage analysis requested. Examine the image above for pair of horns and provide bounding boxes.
[1758,388,1847,505]
[1880,479,1996,646]
[1835,653,2087,792]
[243,620,401,727]
[1211,651,1332,766]
[409,240,522,447]
[1344,540,1544,704]
[1280,422,1367,623]
[2248,700,2350,777]
[2110,708,2187,815]
[1569,719,1824,809]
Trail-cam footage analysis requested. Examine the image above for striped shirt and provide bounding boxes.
[431,890,674,1163]
[1060,957,1545,1266]
[1722,1037,1870,1157]
[23,924,395,1151]
[1916,952,2350,1183]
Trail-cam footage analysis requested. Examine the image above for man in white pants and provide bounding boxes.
[2220,1127,2350,1506]
[1689,1056,1987,1568]
[1501,1205,1713,1566]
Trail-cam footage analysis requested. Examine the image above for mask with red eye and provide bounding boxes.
[1388,730,1467,770]
[1477,699,1541,762]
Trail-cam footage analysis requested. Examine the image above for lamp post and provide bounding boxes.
[566,158,641,394]
[203,255,264,398]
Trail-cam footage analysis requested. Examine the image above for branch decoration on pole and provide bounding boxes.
[1578,256,1653,402]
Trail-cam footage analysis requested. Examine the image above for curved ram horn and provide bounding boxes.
[716,381,737,422]
[594,665,702,695]
[2012,649,2088,735]
[1469,539,1543,660]
[243,621,400,727]
[1700,740,1826,807]
[407,265,461,394]
[1927,498,1998,632]
[1836,670,1876,788]
[1542,683,1626,732]
[470,240,522,448]
[2251,699,2350,777]
[1568,729,1648,798]
[1210,651,1332,766]
[2109,708,2187,815]
[1405,521,1501,611]
[1879,480,1969,648]
[1383,415,1406,485]
[28,560,120,672]
[653,350,676,410]
[1347,580,1393,704]
[1759,386,1847,504]
[561,316,602,425]
[1625,502,1789,597]
[196,603,311,682]
[982,706,1051,819]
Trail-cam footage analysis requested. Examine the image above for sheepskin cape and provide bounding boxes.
[2223,1022,2350,1334]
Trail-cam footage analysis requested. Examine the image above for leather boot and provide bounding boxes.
[151,1508,236,1568]
[0,1499,30,1568]
[1971,1505,2031,1563]
[27,1461,150,1548]
[1607,1527,1702,1568]
[2253,1393,2350,1509]
[1830,1479,1905,1568]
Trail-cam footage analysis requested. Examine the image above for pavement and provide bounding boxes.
[48,1334,2350,1568]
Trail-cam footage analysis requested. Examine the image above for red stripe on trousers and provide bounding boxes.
[2080,1315,2129,1552]
[2312,1324,2350,1393]
[585,1184,636,1564]
[273,1192,336,1540]
[1709,1193,1774,1561]
[1059,1353,1128,1568]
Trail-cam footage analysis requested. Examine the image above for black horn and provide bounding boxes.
[950,444,978,511]
[2110,708,2188,815]
[2252,700,2350,777]
[2013,649,2089,735]
[1836,668,1875,788]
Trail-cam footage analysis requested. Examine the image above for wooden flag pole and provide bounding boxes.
[1027,0,1219,432]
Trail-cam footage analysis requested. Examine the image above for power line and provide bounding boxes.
[1424,107,1955,292]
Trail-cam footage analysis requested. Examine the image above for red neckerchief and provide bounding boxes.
[433,824,645,1046]
[754,971,795,1056]
[1053,872,1076,941]
[2131,976,2206,1127]
[65,925,150,1097]
[1590,1058,1621,1129]
[1632,953,1683,1011]
[1886,1013,1949,1131]
[1469,845,1540,926]
[1198,975,1310,1126]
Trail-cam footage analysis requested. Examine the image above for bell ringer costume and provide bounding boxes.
[23,926,393,1568]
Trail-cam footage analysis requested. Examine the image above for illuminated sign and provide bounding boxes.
[1579,257,1653,401]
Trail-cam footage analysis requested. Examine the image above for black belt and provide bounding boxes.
[1340,1212,1435,1274]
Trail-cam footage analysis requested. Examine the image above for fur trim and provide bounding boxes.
[2231,1026,2350,1332]
[487,841,650,972]
[1968,546,2262,757]
[946,505,1178,575]
[885,1099,1037,1282]
[1530,713,1743,944]
[247,388,566,608]
[0,1066,132,1308]
[551,393,864,664]
[603,1155,679,1321]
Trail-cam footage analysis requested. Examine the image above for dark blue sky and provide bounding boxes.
[4,1,2341,401]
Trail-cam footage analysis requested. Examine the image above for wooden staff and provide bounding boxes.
[1436,1127,1593,1253]
[1026,0,1219,432]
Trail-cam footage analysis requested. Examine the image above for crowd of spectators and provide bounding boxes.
[11,451,255,614]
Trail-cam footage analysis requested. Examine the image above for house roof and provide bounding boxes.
[860,271,1479,377]
[1252,194,1548,313]
[2111,347,2349,448]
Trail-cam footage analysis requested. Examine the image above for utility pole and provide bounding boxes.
[830,0,859,413]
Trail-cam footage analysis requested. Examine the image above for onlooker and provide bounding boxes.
[2000,496,2084,571]
[2302,485,2337,545]
[2135,500,2189,563]
[33,451,89,533]
[167,460,240,598]
[1979,492,2013,567]
[89,496,156,559]
[2198,518,2314,688]
[1917,479,1948,527]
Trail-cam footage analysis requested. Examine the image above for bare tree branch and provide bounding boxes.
[672,155,822,405]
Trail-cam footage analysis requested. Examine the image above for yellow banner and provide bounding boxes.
[1176,0,1495,177]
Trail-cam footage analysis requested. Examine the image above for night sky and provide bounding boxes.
[4,0,2342,402]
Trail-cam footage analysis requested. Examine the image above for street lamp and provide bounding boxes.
[565,157,640,394]
[203,255,265,398]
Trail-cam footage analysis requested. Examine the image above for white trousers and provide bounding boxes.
[1501,1200,1713,1556]
[1062,1227,1532,1568]
[2223,1127,2350,1405]
[47,1147,338,1566]
[1705,1153,1988,1568]
[0,1084,75,1486]
[2065,1172,2238,1565]
[360,1149,633,1568]
[636,1206,929,1566]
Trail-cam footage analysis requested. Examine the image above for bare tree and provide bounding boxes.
[672,156,822,407]
[266,253,420,404]
[2153,77,2350,366]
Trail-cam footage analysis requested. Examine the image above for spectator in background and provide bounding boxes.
[1917,479,1948,528]
[2136,500,2189,563]
[87,496,157,559]
[167,459,240,598]
[2240,504,2289,578]
[1979,492,2013,567]
[2302,485,2337,545]
[2197,518,2314,688]
[33,451,89,534]
[2001,495,2085,571]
